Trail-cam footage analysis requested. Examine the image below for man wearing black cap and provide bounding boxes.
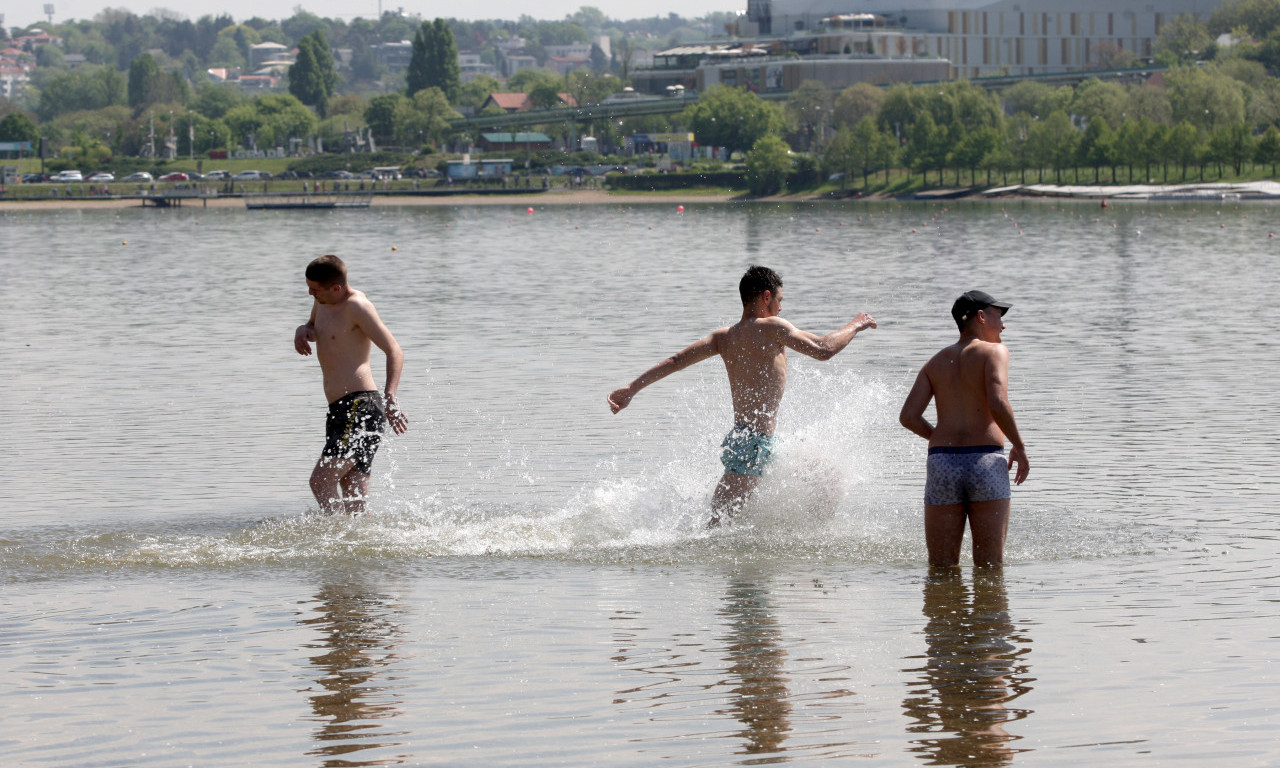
[899,290,1029,567]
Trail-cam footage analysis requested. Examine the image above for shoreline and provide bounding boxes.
[0,189,743,211]
[5,180,1280,212]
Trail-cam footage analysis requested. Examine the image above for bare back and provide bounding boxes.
[716,317,790,434]
[921,339,1008,448]
[313,290,379,403]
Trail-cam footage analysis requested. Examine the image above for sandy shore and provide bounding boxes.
[0,189,747,211]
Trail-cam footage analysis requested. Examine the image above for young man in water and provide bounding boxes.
[899,290,1029,567]
[607,265,877,525]
[294,255,408,514]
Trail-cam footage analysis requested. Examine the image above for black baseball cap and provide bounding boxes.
[951,290,1012,325]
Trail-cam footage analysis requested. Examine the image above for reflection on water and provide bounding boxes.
[902,570,1034,766]
[719,577,793,756]
[302,577,410,766]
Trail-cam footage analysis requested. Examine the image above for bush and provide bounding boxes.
[288,151,414,175]
[744,135,792,196]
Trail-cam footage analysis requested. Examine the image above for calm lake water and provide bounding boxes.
[2,197,1278,766]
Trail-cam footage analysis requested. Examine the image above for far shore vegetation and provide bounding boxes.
[6,2,1280,199]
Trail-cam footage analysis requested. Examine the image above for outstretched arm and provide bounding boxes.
[608,332,721,414]
[353,299,408,435]
[294,301,318,355]
[781,313,877,361]
[986,345,1028,484]
[898,368,935,440]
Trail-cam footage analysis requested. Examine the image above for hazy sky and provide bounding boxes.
[9,0,746,29]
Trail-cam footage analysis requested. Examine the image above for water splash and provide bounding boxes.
[2,370,1159,576]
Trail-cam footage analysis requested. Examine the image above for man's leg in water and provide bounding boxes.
[925,498,1010,567]
[967,498,1010,567]
[709,472,760,527]
[340,471,372,515]
[310,456,358,515]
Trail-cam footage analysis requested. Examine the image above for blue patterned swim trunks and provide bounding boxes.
[720,423,777,477]
[924,445,1010,505]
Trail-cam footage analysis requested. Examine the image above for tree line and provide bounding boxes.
[8,0,1280,192]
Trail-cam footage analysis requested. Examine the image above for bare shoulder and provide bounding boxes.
[922,342,960,371]
[974,340,1009,362]
[755,315,797,338]
[345,289,381,318]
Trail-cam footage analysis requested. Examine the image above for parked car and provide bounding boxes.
[204,170,231,180]
[21,173,49,183]
[185,171,204,181]
[159,172,188,181]
[232,170,270,180]
[87,172,115,182]
[51,170,83,182]
[321,170,354,179]
[121,171,153,182]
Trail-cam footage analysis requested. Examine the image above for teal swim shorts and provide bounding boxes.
[720,423,777,477]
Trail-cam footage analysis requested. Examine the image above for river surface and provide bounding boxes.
[2,198,1278,766]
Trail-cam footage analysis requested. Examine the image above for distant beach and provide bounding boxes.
[0,188,745,212]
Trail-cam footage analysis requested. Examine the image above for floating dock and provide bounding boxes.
[245,193,372,210]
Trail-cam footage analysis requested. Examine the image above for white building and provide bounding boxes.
[745,0,1222,77]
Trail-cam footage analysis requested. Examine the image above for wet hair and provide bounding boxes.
[305,254,347,288]
[739,265,782,305]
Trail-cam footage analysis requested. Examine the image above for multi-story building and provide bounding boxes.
[744,0,1222,77]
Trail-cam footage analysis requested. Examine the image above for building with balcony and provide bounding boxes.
[744,0,1223,77]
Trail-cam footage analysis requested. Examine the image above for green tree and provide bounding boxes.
[1078,116,1117,183]
[0,112,39,145]
[565,71,623,106]
[1208,122,1254,175]
[126,53,186,112]
[1209,0,1280,38]
[1001,81,1072,119]
[1256,124,1280,173]
[222,93,318,150]
[904,111,940,181]
[950,125,1000,185]
[364,93,406,143]
[1115,118,1155,182]
[528,81,565,109]
[832,82,884,132]
[289,30,339,114]
[37,66,128,122]
[785,80,830,152]
[1126,83,1173,124]
[1166,66,1247,130]
[191,82,245,120]
[208,36,245,68]
[35,45,67,69]
[682,85,785,155]
[1027,111,1078,184]
[1164,120,1203,179]
[825,115,893,187]
[745,134,791,195]
[455,74,503,110]
[1071,79,1129,130]
[1155,14,1214,66]
[407,19,460,101]
[506,68,562,93]
[399,86,461,147]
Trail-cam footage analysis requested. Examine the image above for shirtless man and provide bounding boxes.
[899,290,1029,567]
[608,265,876,525]
[294,255,408,514]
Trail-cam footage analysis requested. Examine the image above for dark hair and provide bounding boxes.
[305,254,347,288]
[739,265,782,305]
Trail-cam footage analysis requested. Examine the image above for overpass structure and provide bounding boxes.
[448,65,1165,134]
